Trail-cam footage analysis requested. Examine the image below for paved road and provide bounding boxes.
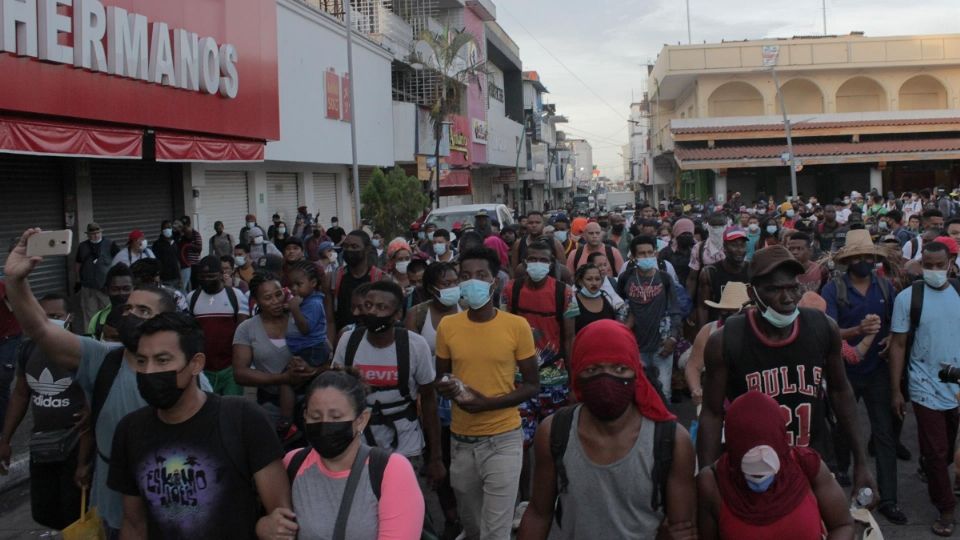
[0,397,952,538]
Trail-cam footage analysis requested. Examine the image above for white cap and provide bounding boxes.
[741,445,781,479]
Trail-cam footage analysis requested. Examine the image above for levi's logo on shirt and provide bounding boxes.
[359,365,399,387]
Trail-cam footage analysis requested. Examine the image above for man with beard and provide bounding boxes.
[2,228,212,537]
[188,256,249,396]
[696,227,749,328]
[107,313,289,539]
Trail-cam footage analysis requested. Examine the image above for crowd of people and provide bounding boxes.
[0,186,959,539]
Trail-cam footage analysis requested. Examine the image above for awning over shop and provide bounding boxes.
[155,131,265,162]
[439,169,472,196]
[0,115,142,158]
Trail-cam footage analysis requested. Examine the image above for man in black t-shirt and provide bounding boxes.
[107,313,290,539]
[326,216,346,246]
[698,245,877,503]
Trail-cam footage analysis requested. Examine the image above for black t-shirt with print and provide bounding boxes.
[16,340,86,432]
[107,393,281,539]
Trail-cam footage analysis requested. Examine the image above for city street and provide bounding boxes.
[0,396,951,539]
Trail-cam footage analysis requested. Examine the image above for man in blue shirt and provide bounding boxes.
[821,229,905,524]
[890,241,960,536]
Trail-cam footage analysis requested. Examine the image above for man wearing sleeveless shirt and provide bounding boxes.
[698,245,877,502]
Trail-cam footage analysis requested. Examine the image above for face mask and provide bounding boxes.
[305,420,356,459]
[138,239,148,251]
[417,232,426,241]
[785,210,795,218]
[200,279,221,295]
[360,311,395,333]
[755,294,799,328]
[109,293,130,308]
[742,444,781,493]
[598,221,610,229]
[612,224,625,234]
[554,231,568,243]
[253,236,264,245]
[48,318,69,330]
[372,239,382,249]
[278,227,287,235]
[234,255,246,267]
[460,279,493,309]
[659,235,671,244]
[434,243,448,256]
[748,223,760,233]
[924,269,948,288]
[91,237,103,244]
[677,235,694,249]
[247,222,256,229]
[579,287,602,298]
[343,250,365,267]
[526,262,550,282]
[746,475,776,493]
[136,365,189,410]
[636,257,658,271]
[578,373,636,421]
[395,260,410,274]
[118,313,146,352]
[331,220,339,227]
[162,228,173,238]
[849,261,873,278]
[437,286,461,307]
[765,225,778,235]
[879,221,889,231]
[708,225,725,242]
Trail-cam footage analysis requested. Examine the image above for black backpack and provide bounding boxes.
[573,244,616,273]
[286,444,392,496]
[343,328,417,449]
[904,279,960,392]
[549,405,676,527]
[189,286,240,322]
[509,278,567,358]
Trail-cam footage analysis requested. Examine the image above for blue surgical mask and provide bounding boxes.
[554,230,568,243]
[234,255,246,267]
[460,279,492,309]
[745,474,776,493]
[526,262,550,282]
[579,287,602,298]
[437,286,461,307]
[756,295,799,328]
[372,238,382,249]
[785,210,795,218]
[162,228,173,238]
[636,257,658,271]
[924,269,948,289]
[434,243,448,256]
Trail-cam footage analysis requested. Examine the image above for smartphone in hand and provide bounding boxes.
[26,230,73,257]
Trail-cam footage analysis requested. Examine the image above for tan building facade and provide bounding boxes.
[649,33,960,202]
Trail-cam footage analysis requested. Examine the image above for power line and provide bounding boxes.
[498,5,630,124]
[561,125,626,146]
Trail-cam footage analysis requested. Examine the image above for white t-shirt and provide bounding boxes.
[111,247,156,268]
[332,329,436,457]
[902,236,923,261]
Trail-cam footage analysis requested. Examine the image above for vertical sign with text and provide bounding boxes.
[326,70,341,120]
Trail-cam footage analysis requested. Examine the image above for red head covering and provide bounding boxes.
[571,217,589,237]
[935,236,959,255]
[715,391,821,525]
[570,320,675,421]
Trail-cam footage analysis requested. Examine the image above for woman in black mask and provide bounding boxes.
[280,368,425,539]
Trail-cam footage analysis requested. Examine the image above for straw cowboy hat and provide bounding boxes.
[835,229,895,263]
[704,281,750,311]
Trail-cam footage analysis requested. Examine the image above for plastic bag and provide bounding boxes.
[850,507,884,540]
[62,488,105,540]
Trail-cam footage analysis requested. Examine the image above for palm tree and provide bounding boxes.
[411,26,486,208]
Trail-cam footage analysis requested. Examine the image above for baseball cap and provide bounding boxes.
[748,245,805,282]
[86,223,101,233]
[935,236,960,255]
[283,237,304,249]
[723,226,747,242]
[128,230,145,243]
[317,241,335,252]
[475,209,489,217]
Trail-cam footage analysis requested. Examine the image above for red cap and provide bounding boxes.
[935,236,959,255]
[723,226,747,242]
[128,230,145,243]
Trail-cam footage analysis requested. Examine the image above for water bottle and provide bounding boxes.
[851,487,873,510]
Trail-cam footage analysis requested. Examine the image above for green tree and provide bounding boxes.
[361,167,430,240]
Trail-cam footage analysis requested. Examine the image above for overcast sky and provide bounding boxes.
[495,0,960,181]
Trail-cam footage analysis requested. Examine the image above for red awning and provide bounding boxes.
[155,131,265,162]
[439,170,472,196]
[0,114,142,158]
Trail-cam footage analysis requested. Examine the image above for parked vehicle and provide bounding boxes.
[424,204,515,231]
[605,191,635,210]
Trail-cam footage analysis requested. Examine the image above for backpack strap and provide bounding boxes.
[333,445,372,540]
[285,447,311,484]
[910,237,920,259]
[218,396,252,486]
[413,302,430,334]
[651,420,676,512]
[604,244,616,271]
[573,245,585,269]
[554,279,566,352]
[394,328,410,399]
[92,347,126,436]
[509,280,521,315]
[550,405,578,527]
[833,276,848,309]
[366,446,392,501]
[189,289,202,314]
[224,286,240,323]
[343,328,367,368]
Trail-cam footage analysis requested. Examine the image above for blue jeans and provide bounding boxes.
[640,349,673,402]
[0,335,22,434]
[291,343,330,368]
[180,267,192,292]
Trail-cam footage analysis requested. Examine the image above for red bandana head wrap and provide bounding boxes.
[570,320,675,422]
[715,391,821,525]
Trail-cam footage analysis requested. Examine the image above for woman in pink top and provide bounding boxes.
[257,368,424,540]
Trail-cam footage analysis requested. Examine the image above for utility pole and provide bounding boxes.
[344,0,362,227]
[771,65,798,199]
[822,0,827,35]
[685,0,692,44]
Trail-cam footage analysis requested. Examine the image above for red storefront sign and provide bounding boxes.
[341,73,352,122]
[0,0,279,141]
[326,70,341,120]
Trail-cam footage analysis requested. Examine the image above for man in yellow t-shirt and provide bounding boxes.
[436,247,539,540]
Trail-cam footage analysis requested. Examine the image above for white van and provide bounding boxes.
[424,204,515,231]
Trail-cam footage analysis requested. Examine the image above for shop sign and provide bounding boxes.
[471,119,488,145]
[325,69,341,119]
[449,115,470,155]
[341,73,351,122]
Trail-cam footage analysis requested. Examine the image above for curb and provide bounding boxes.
[0,456,29,493]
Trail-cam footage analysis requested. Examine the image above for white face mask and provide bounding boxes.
[234,256,246,267]
[278,227,286,235]
[395,260,410,273]
[247,222,256,229]
[162,228,173,238]
[138,239,148,251]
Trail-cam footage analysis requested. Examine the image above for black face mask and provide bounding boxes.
[136,365,189,410]
[200,279,222,295]
[611,224,625,235]
[109,294,129,308]
[305,420,357,459]
[118,314,146,352]
[677,234,695,249]
[849,260,873,278]
[598,221,610,229]
[343,250,365,267]
[360,311,396,333]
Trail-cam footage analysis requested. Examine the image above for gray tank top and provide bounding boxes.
[549,407,663,540]
[292,457,380,540]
